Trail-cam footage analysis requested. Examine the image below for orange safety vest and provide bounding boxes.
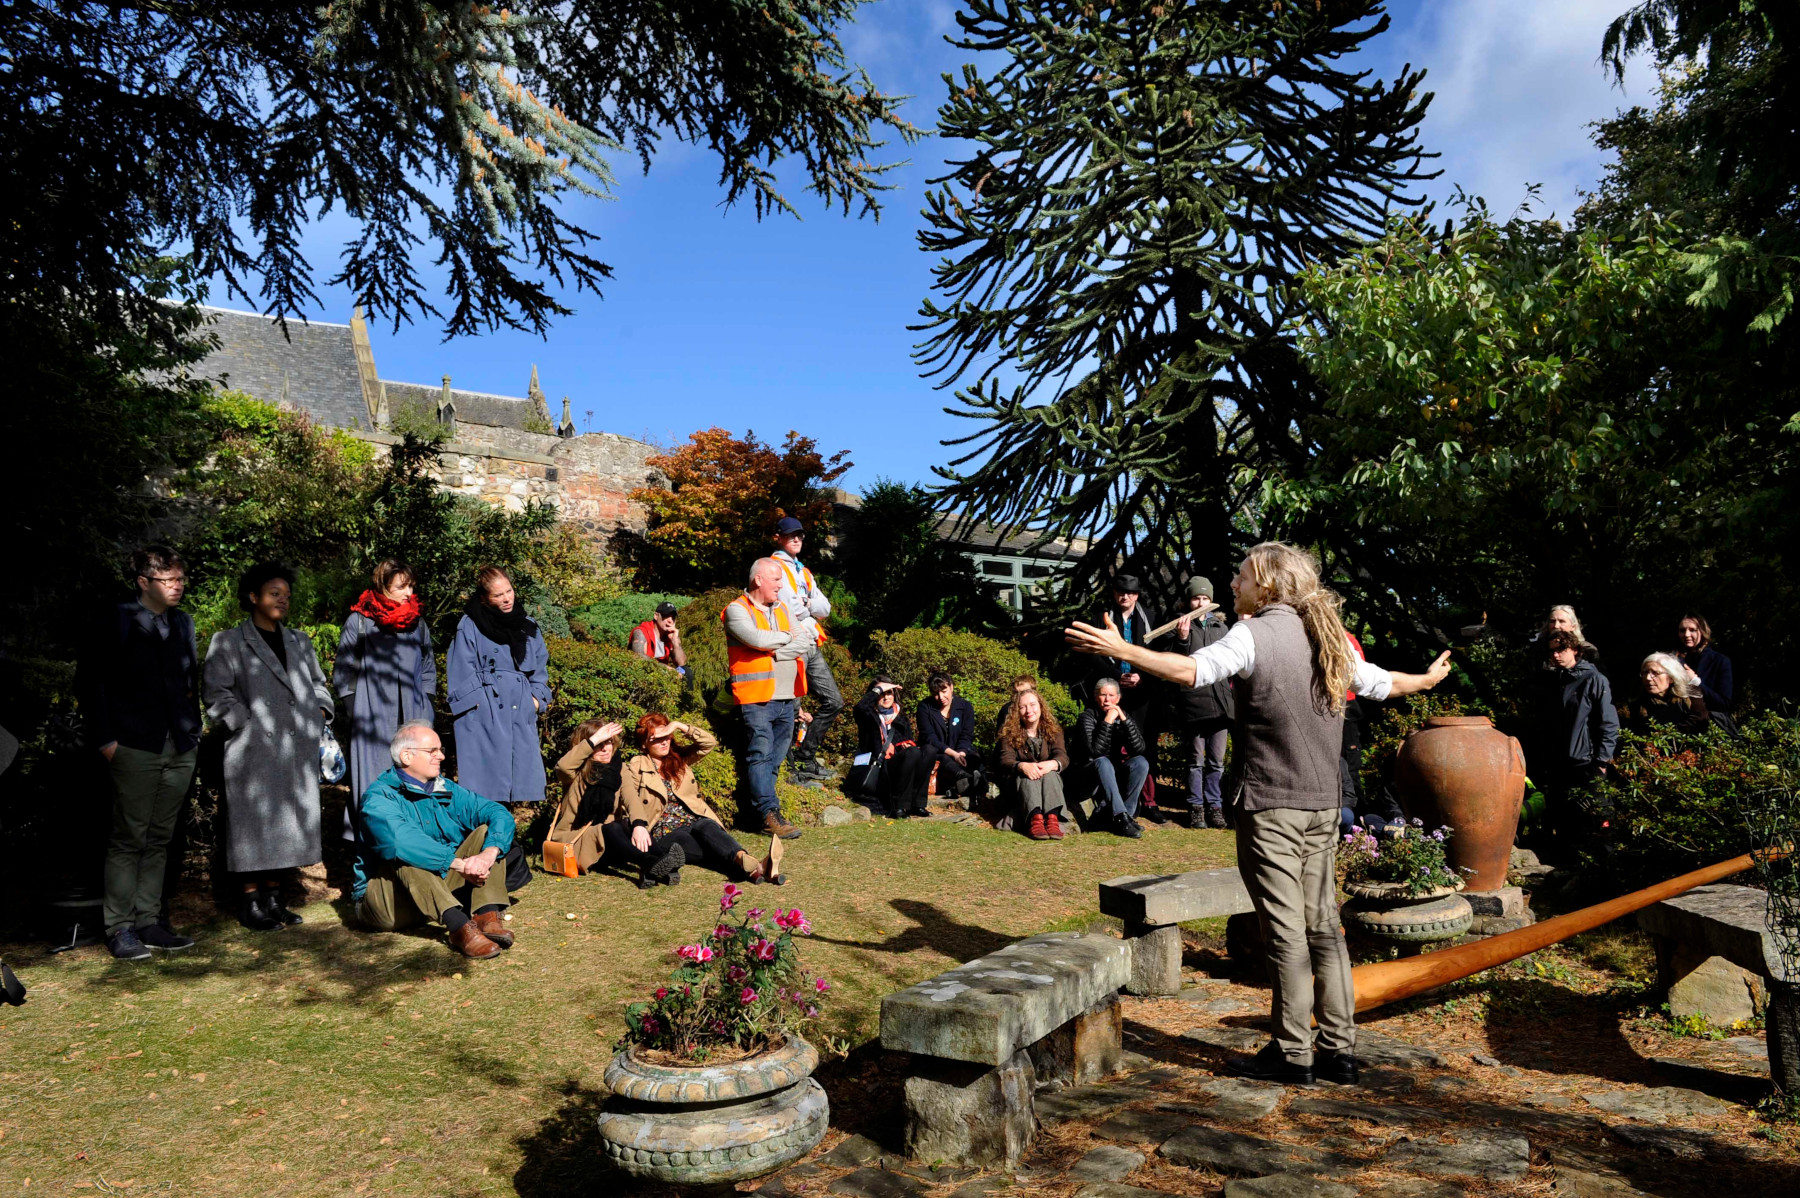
[774,553,829,645]
[722,594,809,705]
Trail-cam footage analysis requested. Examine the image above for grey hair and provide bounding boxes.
[1094,677,1122,697]
[1642,653,1696,702]
[390,718,438,766]
[748,556,782,587]
[1545,604,1585,639]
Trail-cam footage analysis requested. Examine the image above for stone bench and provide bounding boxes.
[879,932,1131,1168]
[1099,867,1256,995]
[1637,883,1798,1091]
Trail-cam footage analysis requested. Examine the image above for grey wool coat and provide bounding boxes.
[334,612,436,837]
[202,620,336,872]
[446,614,551,805]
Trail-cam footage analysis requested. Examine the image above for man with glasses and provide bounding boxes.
[351,720,517,959]
[77,545,203,960]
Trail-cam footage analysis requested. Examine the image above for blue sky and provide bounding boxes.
[243,1,1654,491]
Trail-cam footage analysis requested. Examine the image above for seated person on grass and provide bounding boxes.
[352,719,517,960]
[545,719,626,875]
[916,672,983,799]
[611,714,783,888]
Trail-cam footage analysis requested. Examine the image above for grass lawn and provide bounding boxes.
[2,818,1235,1197]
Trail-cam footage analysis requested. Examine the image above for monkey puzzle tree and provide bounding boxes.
[916,0,1434,614]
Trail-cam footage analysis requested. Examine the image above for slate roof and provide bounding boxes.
[189,306,370,430]
[382,380,545,432]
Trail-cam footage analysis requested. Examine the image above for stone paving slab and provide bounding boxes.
[1222,1176,1359,1198]
[1067,1144,1146,1182]
[1579,1086,1735,1123]
[1354,1030,1448,1068]
[946,1180,1011,1198]
[1554,1168,1650,1197]
[820,1135,883,1167]
[1287,1096,1447,1127]
[1372,1179,1469,1198]
[1093,1107,1194,1146]
[1198,1076,1286,1121]
[1072,1185,1172,1198]
[826,1167,930,1198]
[1182,1025,1264,1052]
[1100,867,1254,926]
[879,932,1131,1065]
[1383,1130,1530,1182]
[1160,1125,1359,1177]
[1036,1069,1183,1125]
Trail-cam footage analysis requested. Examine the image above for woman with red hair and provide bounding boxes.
[610,714,781,888]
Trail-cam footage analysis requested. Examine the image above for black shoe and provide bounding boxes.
[1208,806,1229,830]
[0,961,25,1005]
[1114,815,1143,839]
[1226,1042,1314,1086]
[663,868,682,887]
[1185,807,1209,830]
[1140,804,1167,824]
[1314,1048,1359,1085]
[107,928,152,961]
[139,922,196,951]
[260,883,303,926]
[638,843,687,889]
[238,890,283,932]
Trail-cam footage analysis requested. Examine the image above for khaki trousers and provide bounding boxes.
[357,826,510,931]
[104,738,198,934]
[1235,806,1355,1064]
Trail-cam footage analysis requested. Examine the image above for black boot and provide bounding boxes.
[261,881,303,926]
[1227,1042,1314,1086]
[238,888,282,932]
[637,843,686,890]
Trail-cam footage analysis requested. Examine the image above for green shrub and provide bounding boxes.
[686,718,837,828]
[678,587,751,717]
[542,638,685,759]
[869,627,1076,744]
[570,592,695,646]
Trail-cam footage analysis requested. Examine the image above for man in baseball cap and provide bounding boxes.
[769,517,843,782]
[630,601,687,676]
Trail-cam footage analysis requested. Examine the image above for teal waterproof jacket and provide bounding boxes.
[351,767,515,899]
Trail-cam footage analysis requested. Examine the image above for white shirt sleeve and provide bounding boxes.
[1189,621,1256,688]
[1352,658,1394,701]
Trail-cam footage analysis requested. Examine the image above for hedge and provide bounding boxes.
[570,592,695,647]
[541,637,685,760]
[870,626,1078,745]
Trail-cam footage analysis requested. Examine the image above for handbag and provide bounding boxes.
[319,729,347,784]
[856,750,887,802]
[542,838,579,879]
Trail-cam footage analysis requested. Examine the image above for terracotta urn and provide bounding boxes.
[1394,715,1526,892]
[598,1035,827,1186]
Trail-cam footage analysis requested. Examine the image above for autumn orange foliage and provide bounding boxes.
[631,427,850,590]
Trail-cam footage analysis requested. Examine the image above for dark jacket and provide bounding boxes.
[77,601,202,754]
[1528,659,1620,785]
[1624,692,1712,736]
[352,767,516,899]
[1680,647,1734,712]
[852,692,916,756]
[916,695,977,756]
[1074,708,1148,764]
[1163,611,1234,723]
[1089,601,1155,702]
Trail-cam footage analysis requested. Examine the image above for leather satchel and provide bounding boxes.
[542,838,579,878]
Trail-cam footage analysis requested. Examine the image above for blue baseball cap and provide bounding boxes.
[774,517,805,536]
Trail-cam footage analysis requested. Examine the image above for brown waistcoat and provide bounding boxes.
[1233,604,1344,812]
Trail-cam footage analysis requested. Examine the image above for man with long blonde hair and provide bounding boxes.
[1067,541,1451,1085]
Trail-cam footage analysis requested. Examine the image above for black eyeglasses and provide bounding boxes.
[140,573,186,584]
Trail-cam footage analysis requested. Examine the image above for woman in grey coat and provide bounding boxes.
[335,558,436,836]
[202,563,335,932]
[447,566,551,806]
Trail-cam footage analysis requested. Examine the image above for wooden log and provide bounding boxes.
[1351,849,1782,1013]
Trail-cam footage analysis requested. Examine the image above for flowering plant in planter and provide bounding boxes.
[1339,819,1464,896]
[619,883,828,1061]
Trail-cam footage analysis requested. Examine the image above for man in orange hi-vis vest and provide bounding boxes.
[722,558,811,840]
[770,516,842,782]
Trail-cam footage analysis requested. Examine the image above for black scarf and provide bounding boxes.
[465,593,538,669]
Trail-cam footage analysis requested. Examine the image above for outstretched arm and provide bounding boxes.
[1384,653,1453,698]
[1065,614,1214,686]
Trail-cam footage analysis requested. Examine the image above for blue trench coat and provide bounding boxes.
[446,615,551,804]
[334,611,436,838]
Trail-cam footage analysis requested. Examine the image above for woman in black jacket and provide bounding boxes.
[1074,677,1150,839]
[1624,653,1712,735]
[916,673,983,799]
[1674,613,1734,714]
[847,677,933,817]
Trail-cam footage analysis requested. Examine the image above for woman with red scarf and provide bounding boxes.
[336,559,437,836]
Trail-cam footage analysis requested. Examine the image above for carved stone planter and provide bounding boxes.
[1343,879,1473,947]
[598,1035,828,1187]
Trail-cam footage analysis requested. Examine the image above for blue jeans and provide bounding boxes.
[1094,755,1150,820]
[1186,718,1230,810]
[739,699,797,818]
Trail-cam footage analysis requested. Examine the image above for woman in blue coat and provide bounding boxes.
[448,566,551,805]
[335,559,436,836]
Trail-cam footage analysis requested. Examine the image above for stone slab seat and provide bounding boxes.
[1099,868,1255,995]
[880,932,1132,1170]
[1637,883,1800,1094]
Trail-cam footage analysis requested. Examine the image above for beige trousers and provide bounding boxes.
[1235,806,1355,1064]
[357,826,510,931]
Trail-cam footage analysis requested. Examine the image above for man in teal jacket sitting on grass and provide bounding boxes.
[353,719,518,960]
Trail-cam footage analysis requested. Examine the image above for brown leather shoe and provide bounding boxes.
[473,909,514,949]
[762,812,803,840]
[448,921,502,959]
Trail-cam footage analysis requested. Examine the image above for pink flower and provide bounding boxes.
[740,987,758,1006]
[815,977,830,994]
[721,891,739,913]
[642,1015,662,1035]
[712,924,734,942]
[750,938,777,962]
[727,965,747,983]
[774,908,805,930]
[695,947,714,963]
[654,987,668,1000]
[674,944,700,961]
[805,1005,818,1018]
[748,907,764,919]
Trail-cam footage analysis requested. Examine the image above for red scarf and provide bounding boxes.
[352,589,421,633]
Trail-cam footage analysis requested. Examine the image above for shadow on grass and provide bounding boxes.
[511,1079,632,1198]
[811,898,1014,963]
